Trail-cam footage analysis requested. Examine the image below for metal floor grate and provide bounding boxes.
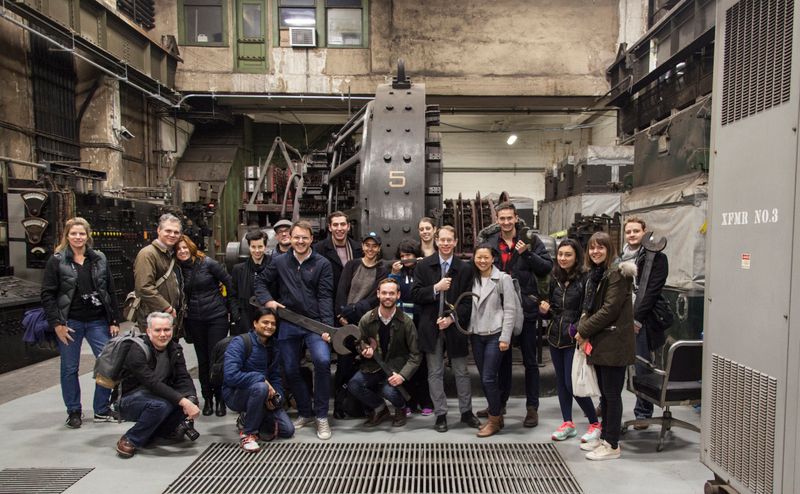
[0,468,94,494]
[165,442,582,494]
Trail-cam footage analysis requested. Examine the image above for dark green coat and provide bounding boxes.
[577,261,636,367]
[357,307,421,381]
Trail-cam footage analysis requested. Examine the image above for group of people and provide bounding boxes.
[40,205,668,461]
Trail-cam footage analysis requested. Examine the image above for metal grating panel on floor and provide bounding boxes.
[0,467,93,494]
[165,442,582,494]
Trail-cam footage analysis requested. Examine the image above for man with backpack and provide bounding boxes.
[484,202,553,428]
[115,312,200,459]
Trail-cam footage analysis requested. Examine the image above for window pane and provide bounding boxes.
[242,4,262,37]
[327,8,361,45]
[326,0,360,7]
[185,5,224,43]
[280,0,315,6]
[280,7,316,27]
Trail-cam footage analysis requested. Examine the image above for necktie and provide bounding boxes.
[441,261,449,278]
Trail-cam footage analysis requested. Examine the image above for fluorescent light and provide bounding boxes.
[506,134,518,145]
[285,17,316,26]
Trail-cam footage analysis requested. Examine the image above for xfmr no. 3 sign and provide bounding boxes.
[720,208,779,226]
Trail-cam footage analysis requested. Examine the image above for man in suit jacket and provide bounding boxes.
[411,225,480,433]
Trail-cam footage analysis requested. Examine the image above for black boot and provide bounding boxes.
[215,397,227,417]
[203,397,214,416]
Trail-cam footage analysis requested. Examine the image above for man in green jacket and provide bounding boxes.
[348,278,421,428]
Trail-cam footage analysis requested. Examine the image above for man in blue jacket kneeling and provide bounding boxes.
[223,306,294,453]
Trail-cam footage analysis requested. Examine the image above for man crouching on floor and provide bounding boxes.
[348,278,421,428]
[223,306,294,452]
[116,311,201,458]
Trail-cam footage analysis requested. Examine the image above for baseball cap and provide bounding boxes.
[362,232,382,245]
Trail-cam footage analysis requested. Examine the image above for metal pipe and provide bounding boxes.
[327,152,361,181]
[0,156,47,169]
[173,92,373,108]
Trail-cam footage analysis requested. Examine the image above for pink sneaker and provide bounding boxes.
[581,422,602,443]
[421,408,434,416]
[403,407,412,417]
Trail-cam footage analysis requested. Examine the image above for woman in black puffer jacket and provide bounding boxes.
[176,235,233,417]
[539,239,599,444]
[41,217,121,429]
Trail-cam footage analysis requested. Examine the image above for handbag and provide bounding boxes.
[123,258,175,322]
[649,294,675,332]
[571,344,601,398]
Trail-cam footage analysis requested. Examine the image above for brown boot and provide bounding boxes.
[392,408,407,427]
[477,415,502,438]
[523,407,539,428]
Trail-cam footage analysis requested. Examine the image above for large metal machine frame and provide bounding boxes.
[702,1,800,493]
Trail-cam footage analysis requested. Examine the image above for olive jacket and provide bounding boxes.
[577,261,637,367]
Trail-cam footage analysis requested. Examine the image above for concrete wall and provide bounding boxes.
[0,16,35,179]
[171,0,624,97]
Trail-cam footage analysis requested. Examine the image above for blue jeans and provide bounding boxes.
[57,319,111,414]
[348,370,405,411]
[278,322,331,419]
[549,345,598,424]
[633,328,654,419]
[119,390,186,448]
[224,382,294,438]
[471,333,506,416]
[518,319,541,409]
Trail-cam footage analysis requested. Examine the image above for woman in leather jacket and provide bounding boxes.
[176,235,233,417]
[576,232,636,461]
[41,217,120,428]
[539,239,599,443]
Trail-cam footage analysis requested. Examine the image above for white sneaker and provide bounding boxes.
[580,438,603,451]
[292,415,315,429]
[586,440,621,461]
[239,433,261,453]
[316,418,331,440]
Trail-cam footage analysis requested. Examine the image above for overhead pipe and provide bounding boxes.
[0,0,177,106]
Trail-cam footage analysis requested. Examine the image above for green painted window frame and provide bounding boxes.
[234,0,268,72]
[272,0,368,48]
[178,0,230,47]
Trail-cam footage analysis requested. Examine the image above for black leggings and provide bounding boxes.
[185,317,229,400]
[595,365,627,449]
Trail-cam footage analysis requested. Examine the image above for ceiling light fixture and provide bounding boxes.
[506,134,518,145]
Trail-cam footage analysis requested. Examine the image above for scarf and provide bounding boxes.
[583,265,606,313]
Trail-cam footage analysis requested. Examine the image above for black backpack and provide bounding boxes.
[94,333,151,390]
[210,334,253,389]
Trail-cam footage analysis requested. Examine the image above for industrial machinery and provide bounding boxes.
[1,158,170,374]
[228,61,443,264]
[702,1,799,493]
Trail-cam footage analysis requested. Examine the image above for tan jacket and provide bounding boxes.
[133,241,183,329]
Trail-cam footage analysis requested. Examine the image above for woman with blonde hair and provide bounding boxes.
[176,234,233,416]
[41,217,121,428]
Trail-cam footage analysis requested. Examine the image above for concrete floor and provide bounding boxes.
[0,342,713,494]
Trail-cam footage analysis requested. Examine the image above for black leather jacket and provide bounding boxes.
[542,272,586,349]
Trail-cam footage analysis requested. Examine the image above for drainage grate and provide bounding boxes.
[0,468,93,494]
[165,442,582,494]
